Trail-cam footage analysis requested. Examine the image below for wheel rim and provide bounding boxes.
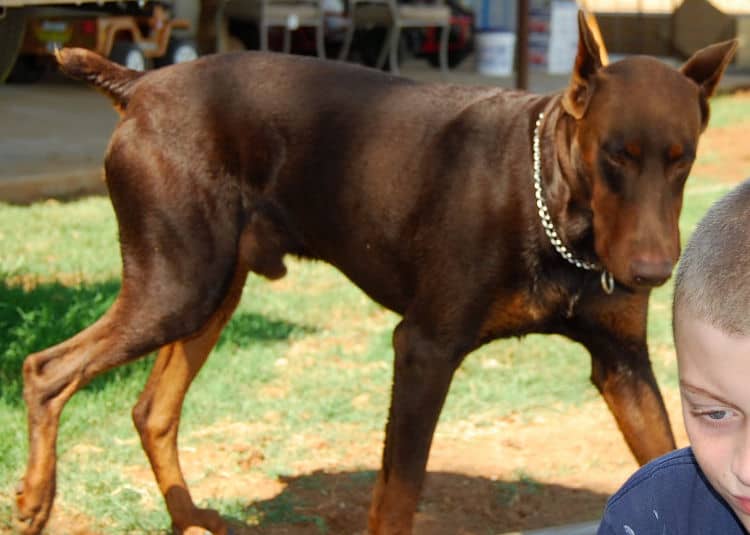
[173,44,198,64]
[125,49,146,71]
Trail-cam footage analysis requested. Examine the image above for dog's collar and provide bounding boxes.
[533,111,615,295]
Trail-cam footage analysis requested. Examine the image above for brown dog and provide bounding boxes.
[15,12,736,535]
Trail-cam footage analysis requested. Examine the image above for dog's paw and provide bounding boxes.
[14,479,51,535]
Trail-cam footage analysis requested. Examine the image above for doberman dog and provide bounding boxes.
[15,12,736,535]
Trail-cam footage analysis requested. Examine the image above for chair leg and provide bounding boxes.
[214,4,229,53]
[261,23,269,51]
[439,23,449,74]
[375,26,392,70]
[388,25,401,75]
[316,21,326,59]
[283,28,292,53]
[339,21,355,61]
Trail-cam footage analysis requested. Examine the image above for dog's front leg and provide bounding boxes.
[567,292,676,465]
[369,319,464,535]
[588,337,676,464]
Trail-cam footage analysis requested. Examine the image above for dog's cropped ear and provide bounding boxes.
[681,39,738,98]
[562,10,604,120]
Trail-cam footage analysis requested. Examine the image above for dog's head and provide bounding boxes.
[559,11,737,290]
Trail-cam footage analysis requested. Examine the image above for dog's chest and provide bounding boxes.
[478,284,580,341]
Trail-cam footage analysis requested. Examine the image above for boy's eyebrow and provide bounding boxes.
[680,381,739,409]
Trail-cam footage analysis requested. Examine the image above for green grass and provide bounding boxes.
[708,91,750,128]
[495,471,543,507]
[0,142,741,531]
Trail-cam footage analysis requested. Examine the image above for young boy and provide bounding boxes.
[597,177,750,535]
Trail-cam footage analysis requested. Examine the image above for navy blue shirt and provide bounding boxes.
[597,447,746,535]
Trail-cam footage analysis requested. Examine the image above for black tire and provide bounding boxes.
[0,7,27,83]
[109,41,148,71]
[154,38,199,67]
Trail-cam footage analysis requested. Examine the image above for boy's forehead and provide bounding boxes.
[674,304,750,345]
[673,308,707,350]
[675,312,750,374]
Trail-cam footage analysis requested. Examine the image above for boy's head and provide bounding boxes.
[673,178,750,528]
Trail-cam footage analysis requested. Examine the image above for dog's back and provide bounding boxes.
[57,49,548,313]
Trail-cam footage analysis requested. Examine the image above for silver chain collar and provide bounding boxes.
[533,112,615,295]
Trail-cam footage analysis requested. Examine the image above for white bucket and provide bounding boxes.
[476,32,516,76]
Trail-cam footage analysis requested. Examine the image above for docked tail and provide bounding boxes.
[55,48,144,114]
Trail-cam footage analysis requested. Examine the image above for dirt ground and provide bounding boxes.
[31,93,750,535]
[690,91,750,184]
[111,392,689,535]
[46,396,687,535]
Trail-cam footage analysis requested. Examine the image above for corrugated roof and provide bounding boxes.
[581,0,750,15]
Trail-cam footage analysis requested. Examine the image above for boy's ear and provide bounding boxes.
[681,39,738,98]
[562,10,603,120]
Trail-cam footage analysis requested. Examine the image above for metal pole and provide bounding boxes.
[516,0,529,90]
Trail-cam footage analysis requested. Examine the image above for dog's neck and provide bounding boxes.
[534,106,614,294]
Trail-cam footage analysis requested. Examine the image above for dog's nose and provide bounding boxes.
[630,258,674,287]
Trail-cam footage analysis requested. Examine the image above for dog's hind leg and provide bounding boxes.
[15,274,240,534]
[130,219,290,534]
[15,167,250,534]
[15,192,290,534]
[15,295,175,535]
[131,262,249,535]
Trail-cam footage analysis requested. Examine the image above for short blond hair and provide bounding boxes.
[673,178,750,335]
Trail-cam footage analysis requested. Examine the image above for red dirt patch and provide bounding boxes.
[693,91,750,184]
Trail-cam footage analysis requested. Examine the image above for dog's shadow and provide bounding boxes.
[0,277,310,405]
[220,469,606,534]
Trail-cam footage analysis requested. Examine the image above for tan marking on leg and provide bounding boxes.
[16,307,122,534]
[368,472,419,535]
[132,264,248,534]
[600,374,676,465]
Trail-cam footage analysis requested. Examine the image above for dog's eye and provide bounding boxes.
[603,148,630,167]
[667,145,695,168]
[602,141,641,168]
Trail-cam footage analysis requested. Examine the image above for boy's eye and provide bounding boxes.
[693,407,739,426]
[706,410,729,421]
